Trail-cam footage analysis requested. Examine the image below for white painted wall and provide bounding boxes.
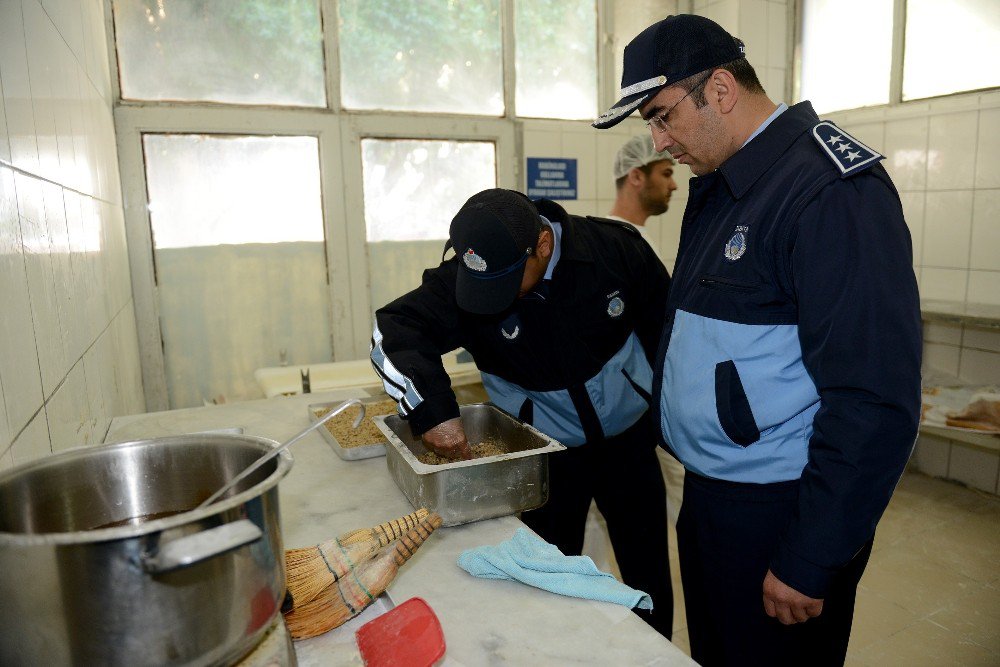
[0,0,144,470]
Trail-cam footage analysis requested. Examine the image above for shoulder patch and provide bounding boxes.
[585,216,642,238]
[812,121,883,178]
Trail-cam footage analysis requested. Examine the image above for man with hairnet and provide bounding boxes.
[607,135,678,257]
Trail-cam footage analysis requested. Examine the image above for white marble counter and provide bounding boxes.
[106,390,694,666]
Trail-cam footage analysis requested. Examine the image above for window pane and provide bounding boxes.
[143,135,324,248]
[903,0,1000,100]
[515,0,598,119]
[361,139,496,242]
[112,0,326,107]
[799,0,892,113]
[339,1,503,115]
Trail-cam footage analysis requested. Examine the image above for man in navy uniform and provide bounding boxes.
[370,188,675,638]
[593,14,921,666]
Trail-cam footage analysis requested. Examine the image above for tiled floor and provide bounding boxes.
[585,454,1000,665]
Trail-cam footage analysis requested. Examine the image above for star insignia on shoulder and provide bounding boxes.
[812,122,883,177]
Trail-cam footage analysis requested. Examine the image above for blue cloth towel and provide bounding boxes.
[457,528,652,610]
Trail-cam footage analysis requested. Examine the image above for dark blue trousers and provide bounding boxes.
[521,414,674,639]
[677,470,872,666]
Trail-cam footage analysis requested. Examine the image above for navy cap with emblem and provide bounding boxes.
[448,189,543,315]
[594,14,746,129]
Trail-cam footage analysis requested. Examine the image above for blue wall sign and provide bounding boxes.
[526,158,577,200]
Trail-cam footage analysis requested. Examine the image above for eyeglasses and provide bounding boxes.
[645,73,713,134]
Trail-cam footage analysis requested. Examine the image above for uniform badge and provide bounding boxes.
[724,225,748,261]
[812,121,883,177]
[500,313,520,340]
[463,248,487,272]
[607,296,625,318]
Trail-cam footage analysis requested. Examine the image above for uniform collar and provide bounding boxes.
[717,101,819,200]
[533,199,594,264]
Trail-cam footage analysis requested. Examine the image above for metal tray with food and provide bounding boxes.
[308,397,400,461]
[374,403,566,526]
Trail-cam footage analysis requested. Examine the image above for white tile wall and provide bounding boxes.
[923,190,973,269]
[912,433,951,479]
[927,111,978,191]
[970,189,1000,272]
[963,327,1000,353]
[948,444,1000,494]
[0,0,144,466]
[898,191,924,270]
[918,267,967,302]
[884,117,929,191]
[975,107,1000,189]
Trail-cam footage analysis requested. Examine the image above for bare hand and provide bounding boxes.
[762,570,823,624]
[421,418,473,460]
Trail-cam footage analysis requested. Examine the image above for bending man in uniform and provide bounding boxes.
[370,188,674,638]
[594,14,921,666]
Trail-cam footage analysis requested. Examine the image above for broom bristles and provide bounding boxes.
[284,510,428,606]
[284,513,443,640]
[337,508,429,546]
[285,538,378,607]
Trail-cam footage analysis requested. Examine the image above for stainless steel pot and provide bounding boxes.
[0,434,292,666]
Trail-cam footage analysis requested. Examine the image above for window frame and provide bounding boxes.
[793,0,997,112]
[108,0,593,410]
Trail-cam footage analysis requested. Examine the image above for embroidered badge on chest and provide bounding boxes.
[724,225,749,261]
[607,296,625,318]
[463,248,488,271]
[500,313,521,340]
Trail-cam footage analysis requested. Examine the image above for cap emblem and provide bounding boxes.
[463,248,488,272]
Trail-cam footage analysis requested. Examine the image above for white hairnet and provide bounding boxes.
[613,135,673,180]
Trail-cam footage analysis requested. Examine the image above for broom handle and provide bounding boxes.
[338,508,429,546]
[373,509,429,546]
[197,399,365,509]
[392,514,443,567]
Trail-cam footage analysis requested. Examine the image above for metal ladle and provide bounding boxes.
[196,398,365,509]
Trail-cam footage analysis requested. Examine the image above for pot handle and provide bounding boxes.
[141,519,263,573]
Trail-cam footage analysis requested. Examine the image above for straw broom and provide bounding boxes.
[285,508,429,607]
[336,508,429,546]
[284,512,443,640]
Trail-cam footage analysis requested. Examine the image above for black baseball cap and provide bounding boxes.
[448,189,543,315]
[593,14,745,129]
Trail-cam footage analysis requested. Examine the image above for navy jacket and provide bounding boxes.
[372,199,670,445]
[652,101,922,597]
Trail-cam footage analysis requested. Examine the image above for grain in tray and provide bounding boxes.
[316,399,398,448]
[417,437,509,465]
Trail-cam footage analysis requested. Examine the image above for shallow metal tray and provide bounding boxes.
[307,398,396,461]
[373,403,566,526]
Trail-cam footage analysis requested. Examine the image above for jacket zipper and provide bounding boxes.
[698,276,758,293]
